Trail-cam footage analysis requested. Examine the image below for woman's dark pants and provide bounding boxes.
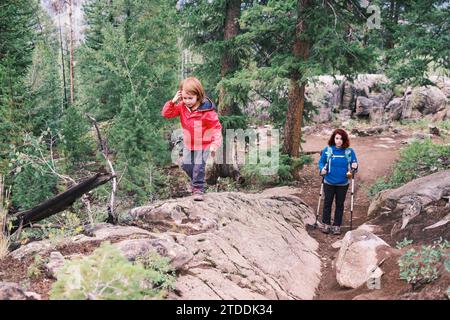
[322,183,349,227]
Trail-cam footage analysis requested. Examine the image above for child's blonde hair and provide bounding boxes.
[179,77,205,102]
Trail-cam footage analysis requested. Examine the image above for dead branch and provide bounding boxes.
[87,115,118,224]
[10,172,114,234]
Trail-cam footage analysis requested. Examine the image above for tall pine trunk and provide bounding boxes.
[282,0,310,157]
[209,0,242,184]
[218,0,241,116]
[68,0,75,104]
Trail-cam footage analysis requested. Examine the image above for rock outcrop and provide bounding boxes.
[127,187,321,300]
[248,74,449,125]
[367,170,450,243]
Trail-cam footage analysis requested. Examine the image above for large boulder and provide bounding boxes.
[429,75,450,97]
[355,90,393,118]
[404,86,447,118]
[367,170,450,243]
[307,76,342,123]
[369,106,386,125]
[385,97,405,121]
[127,187,321,300]
[335,229,390,289]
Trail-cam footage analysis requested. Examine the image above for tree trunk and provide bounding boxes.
[68,0,75,104]
[209,0,242,184]
[282,0,311,157]
[218,0,241,116]
[58,14,68,109]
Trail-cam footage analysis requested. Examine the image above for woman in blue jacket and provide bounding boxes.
[318,128,358,235]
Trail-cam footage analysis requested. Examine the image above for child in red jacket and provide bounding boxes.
[162,77,222,201]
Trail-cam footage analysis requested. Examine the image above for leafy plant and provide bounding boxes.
[396,237,414,249]
[398,238,450,289]
[50,242,176,300]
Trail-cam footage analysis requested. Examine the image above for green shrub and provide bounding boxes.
[241,163,276,189]
[399,119,450,131]
[241,153,313,189]
[398,238,450,289]
[27,255,47,279]
[50,242,175,300]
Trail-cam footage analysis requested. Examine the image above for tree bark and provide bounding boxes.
[58,14,68,109]
[218,0,241,116]
[210,0,242,184]
[68,0,75,104]
[10,172,114,234]
[282,0,311,157]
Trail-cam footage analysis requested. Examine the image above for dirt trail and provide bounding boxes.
[296,132,409,300]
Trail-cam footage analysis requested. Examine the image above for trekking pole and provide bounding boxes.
[314,176,324,228]
[350,169,356,231]
[312,163,328,228]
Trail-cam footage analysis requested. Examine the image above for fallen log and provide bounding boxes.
[10,172,114,234]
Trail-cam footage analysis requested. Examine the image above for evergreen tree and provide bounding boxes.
[79,0,179,203]
[0,0,38,172]
[235,0,377,156]
[376,0,450,86]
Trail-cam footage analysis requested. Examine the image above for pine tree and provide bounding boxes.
[78,0,179,203]
[0,0,38,172]
[236,0,377,157]
[376,0,450,86]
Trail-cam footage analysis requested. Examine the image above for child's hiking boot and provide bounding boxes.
[193,189,204,201]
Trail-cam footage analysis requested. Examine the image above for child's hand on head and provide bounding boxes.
[172,90,182,103]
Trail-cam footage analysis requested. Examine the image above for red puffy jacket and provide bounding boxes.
[162,97,223,151]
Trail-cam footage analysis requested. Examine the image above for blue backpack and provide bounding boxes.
[324,146,353,171]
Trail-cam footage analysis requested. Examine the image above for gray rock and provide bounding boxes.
[351,125,390,137]
[408,86,447,115]
[355,91,393,118]
[429,75,450,97]
[84,223,152,240]
[45,251,66,279]
[114,237,193,270]
[367,170,450,242]
[432,108,450,122]
[10,240,53,261]
[339,109,353,121]
[129,186,321,300]
[335,230,390,289]
[428,125,440,136]
[385,97,405,121]
[0,282,39,300]
[369,106,386,125]
[313,106,333,123]
[355,96,374,116]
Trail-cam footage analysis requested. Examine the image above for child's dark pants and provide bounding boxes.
[181,148,209,193]
[322,183,349,226]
